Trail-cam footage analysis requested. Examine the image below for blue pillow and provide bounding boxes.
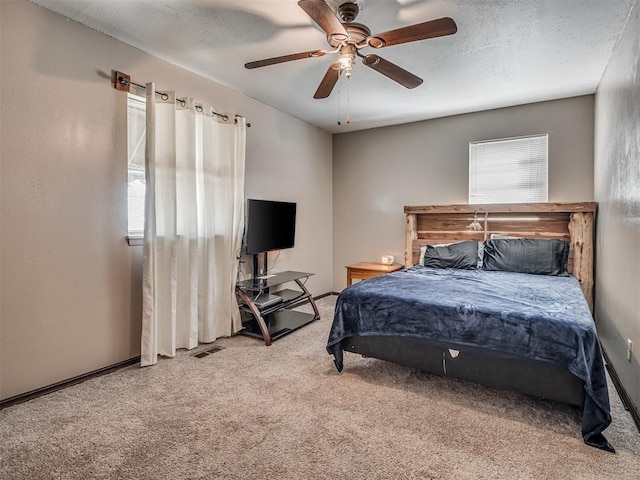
[422,240,479,270]
[482,238,569,276]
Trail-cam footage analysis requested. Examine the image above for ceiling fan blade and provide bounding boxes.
[367,17,457,48]
[245,50,327,69]
[314,63,341,99]
[298,0,349,39]
[361,54,423,89]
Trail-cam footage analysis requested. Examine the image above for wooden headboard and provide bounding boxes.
[404,202,597,311]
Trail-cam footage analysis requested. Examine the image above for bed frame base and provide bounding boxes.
[342,335,585,408]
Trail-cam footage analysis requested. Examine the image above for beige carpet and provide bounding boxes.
[1,296,639,480]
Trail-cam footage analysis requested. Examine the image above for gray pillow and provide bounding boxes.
[422,240,479,270]
[482,238,569,276]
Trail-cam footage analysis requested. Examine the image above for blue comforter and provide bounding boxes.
[327,266,613,452]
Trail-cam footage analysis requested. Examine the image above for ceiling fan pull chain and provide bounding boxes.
[346,75,351,124]
[337,73,342,125]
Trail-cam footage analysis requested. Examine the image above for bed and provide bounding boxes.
[327,203,614,452]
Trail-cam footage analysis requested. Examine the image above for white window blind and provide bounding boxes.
[469,134,548,204]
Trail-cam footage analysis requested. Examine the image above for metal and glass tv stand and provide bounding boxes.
[236,271,320,346]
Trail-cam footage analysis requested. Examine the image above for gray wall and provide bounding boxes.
[0,1,332,400]
[332,96,595,290]
[594,4,640,412]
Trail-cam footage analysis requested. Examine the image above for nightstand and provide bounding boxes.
[345,262,403,286]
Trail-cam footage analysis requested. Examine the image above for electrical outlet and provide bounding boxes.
[627,339,633,361]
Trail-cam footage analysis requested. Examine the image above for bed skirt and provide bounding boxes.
[340,335,585,407]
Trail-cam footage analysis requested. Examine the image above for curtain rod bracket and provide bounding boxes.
[115,71,131,92]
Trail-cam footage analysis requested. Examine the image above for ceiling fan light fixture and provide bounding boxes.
[338,43,356,76]
[338,54,354,77]
[338,54,353,68]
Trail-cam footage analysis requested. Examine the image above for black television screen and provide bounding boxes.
[245,199,297,254]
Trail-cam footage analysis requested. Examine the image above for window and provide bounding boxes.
[469,134,548,204]
[127,94,146,237]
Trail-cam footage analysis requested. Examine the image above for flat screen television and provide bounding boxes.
[245,199,297,254]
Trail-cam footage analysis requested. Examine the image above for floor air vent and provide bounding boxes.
[193,346,223,358]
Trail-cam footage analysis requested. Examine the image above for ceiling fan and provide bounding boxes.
[245,0,457,99]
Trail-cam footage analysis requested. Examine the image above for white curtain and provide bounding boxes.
[141,83,246,367]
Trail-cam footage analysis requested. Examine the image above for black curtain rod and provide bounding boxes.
[116,74,250,127]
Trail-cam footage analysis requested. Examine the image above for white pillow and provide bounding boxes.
[476,241,485,268]
[490,234,519,239]
[419,245,427,265]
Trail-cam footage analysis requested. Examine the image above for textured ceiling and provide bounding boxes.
[33,0,636,133]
